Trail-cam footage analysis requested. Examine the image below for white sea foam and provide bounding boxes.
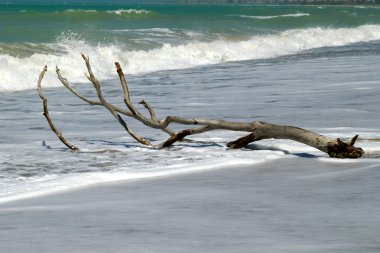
[234,13,310,20]
[106,9,151,15]
[0,144,285,203]
[112,28,175,33]
[111,27,179,38]
[1,25,380,92]
[2,134,379,203]
[61,9,151,15]
[64,9,97,13]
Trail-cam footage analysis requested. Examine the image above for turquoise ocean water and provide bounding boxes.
[1,3,380,91]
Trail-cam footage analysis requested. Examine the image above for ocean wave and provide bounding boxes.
[64,8,152,15]
[111,27,180,38]
[48,8,154,18]
[1,25,380,92]
[17,8,153,17]
[109,28,205,41]
[106,9,152,15]
[65,9,97,13]
[112,28,177,34]
[234,13,310,20]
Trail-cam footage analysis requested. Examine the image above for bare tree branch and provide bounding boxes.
[139,100,158,122]
[56,66,102,106]
[115,62,139,115]
[349,135,359,146]
[80,53,152,146]
[159,125,214,148]
[39,55,366,159]
[227,131,256,149]
[116,115,152,147]
[112,61,176,136]
[56,61,175,137]
[226,122,364,158]
[37,66,79,151]
[115,62,131,101]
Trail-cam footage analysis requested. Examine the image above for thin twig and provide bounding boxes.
[139,100,158,122]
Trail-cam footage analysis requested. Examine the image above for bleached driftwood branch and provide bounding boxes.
[37,55,364,158]
[37,66,79,151]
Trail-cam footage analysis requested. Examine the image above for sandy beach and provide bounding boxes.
[1,157,379,253]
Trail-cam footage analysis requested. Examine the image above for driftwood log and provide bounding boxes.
[37,54,364,159]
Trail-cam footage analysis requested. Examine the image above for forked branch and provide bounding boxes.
[38,55,365,159]
[81,53,152,146]
[56,61,175,136]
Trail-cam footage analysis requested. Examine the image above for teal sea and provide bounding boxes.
[0,3,380,91]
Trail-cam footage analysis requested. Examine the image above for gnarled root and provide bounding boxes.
[327,135,364,159]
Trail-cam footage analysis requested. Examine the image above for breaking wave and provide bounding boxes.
[37,8,154,18]
[1,25,380,92]
[63,8,152,17]
[106,9,152,15]
[234,13,310,20]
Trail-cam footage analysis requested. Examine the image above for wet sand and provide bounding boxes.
[0,157,379,253]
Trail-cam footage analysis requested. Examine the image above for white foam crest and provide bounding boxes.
[61,9,151,15]
[235,13,310,20]
[1,25,380,92]
[113,28,175,33]
[107,9,151,15]
[116,24,380,73]
[0,36,124,92]
[64,9,97,13]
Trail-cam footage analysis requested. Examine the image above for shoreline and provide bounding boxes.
[0,158,272,204]
[1,157,379,252]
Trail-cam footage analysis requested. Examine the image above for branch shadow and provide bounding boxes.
[244,143,321,158]
[43,139,325,159]
[177,142,224,148]
[83,139,146,149]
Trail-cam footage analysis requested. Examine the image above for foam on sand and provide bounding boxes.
[0,147,285,203]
